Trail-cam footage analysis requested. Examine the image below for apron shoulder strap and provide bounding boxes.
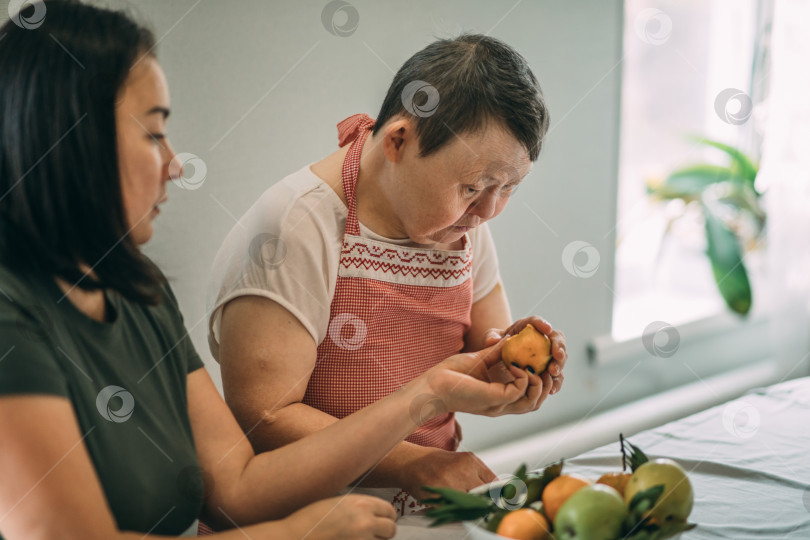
[337,114,375,236]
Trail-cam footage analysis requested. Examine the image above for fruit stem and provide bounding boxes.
[620,433,626,472]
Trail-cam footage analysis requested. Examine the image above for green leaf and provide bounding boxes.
[420,485,496,527]
[425,506,492,526]
[513,463,528,482]
[420,486,492,508]
[628,484,664,515]
[656,164,740,198]
[524,477,544,505]
[703,204,752,315]
[622,437,649,472]
[692,137,759,191]
[539,460,564,484]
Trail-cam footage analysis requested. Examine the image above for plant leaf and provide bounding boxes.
[654,164,740,198]
[691,136,758,190]
[703,203,752,315]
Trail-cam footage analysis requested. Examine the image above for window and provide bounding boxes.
[613,0,767,341]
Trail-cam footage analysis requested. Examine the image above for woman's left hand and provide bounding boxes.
[482,316,567,394]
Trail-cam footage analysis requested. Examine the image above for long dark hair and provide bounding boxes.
[0,0,164,304]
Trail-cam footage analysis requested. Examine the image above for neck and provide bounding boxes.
[354,134,408,240]
[55,267,108,323]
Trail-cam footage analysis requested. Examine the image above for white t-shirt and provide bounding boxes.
[206,165,501,359]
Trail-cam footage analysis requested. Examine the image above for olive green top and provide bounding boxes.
[0,263,204,536]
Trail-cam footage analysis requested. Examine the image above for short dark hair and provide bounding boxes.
[373,34,550,162]
[0,0,164,304]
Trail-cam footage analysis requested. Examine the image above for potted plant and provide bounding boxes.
[646,138,764,315]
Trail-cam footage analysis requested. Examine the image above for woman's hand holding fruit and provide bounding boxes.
[483,316,567,394]
[421,340,552,417]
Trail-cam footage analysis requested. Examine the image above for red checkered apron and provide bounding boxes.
[302,113,474,516]
[199,114,474,534]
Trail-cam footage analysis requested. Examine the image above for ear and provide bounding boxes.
[379,116,415,164]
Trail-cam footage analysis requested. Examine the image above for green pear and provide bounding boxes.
[624,458,694,525]
[554,484,627,540]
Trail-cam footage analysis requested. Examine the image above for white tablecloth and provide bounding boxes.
[395,376,810,538]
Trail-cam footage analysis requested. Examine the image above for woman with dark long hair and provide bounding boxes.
[0,2,547,538]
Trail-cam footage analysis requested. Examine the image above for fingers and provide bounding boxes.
[478,466,498,485]
[546,328,566,393]
[483,328,503,347]
[550,371,564,395]
[370,500,397,521]
[549,329,567,371]
[476,338,508,369]
[538,370,553,406]
[373,516,397,539]
[491,364,556,415]
[512,316,552,337]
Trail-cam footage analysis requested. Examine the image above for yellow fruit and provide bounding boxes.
[541,474,590,524]
[502,325,552,374]
[624,458,694,525]
[496,508,551,540]
[596,472,632,498]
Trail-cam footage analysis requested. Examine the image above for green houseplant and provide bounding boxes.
[646,138,764,315]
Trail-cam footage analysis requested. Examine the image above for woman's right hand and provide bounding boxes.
[421,339,552,418]
[281,495,397,540]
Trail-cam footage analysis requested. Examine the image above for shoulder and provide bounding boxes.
[220,165,347,259]
[0,263,54,326]
[0,264,69,397]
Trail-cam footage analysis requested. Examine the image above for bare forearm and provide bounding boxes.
[222,378,430,523]
[119,521,290,539]
[244,398,423,482]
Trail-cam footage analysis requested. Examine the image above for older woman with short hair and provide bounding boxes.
[209,33,568,515]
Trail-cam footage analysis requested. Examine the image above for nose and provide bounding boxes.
[163,139,179,183]
[467,191,498,221]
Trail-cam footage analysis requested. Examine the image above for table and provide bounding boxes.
[393,376,810,539]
